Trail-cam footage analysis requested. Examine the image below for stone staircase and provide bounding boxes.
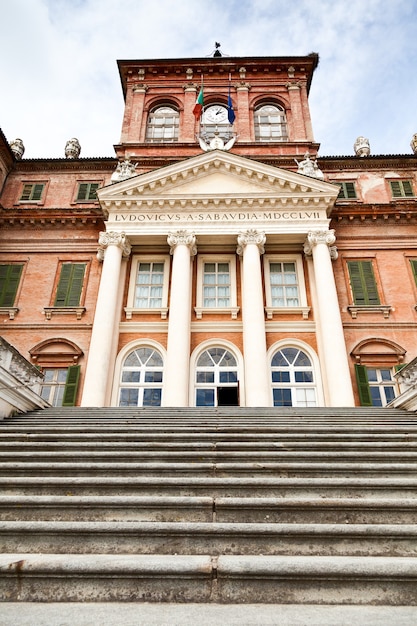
[1,406,417,624]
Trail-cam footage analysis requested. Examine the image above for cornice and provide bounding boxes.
[11,158,117,173]
[320,154,417,170]
[0,206,106,227]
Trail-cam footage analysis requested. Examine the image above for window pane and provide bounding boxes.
[122,371,141,383]
[196,389,215,406]
[143,388,162,406]
[272,371,290,383]
[370,387,383,407]
[273,388,292,406]
[196,371,215,383]
[295,371,314,383]
[219,371,238,383]
[119,389,139,407]
[144,371,163,383]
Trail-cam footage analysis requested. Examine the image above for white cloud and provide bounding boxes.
[1,0,416,158]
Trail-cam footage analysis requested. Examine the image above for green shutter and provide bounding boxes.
[410,260,417,286]
[347,261,380,305]
[338,182,357,199]
[355,364,372,406]
[20,183,44,201]
[54,263,86,306]
[0,264,23,306]
[62,365,80,406]
[402,181,414,197]
[77,183,99,201]
[390,180,414,198]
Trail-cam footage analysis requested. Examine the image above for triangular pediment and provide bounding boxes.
[98,150,339,214]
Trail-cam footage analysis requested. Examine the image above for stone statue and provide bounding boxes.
[295,152,324,179]
[110,158,138,183]
[65,138,81,159]
[198,131,237,152]
[410,133,417,155]
[354,136,370,157]
[9,138,25,160]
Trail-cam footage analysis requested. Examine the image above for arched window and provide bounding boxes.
[195,347,239,406]
[146,106,179,143]
[254,104,288,142]
[271,347,316,406]
[118,347,163,406]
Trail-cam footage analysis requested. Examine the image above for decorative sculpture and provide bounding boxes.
[197,131,237,152]
[411,133,417,155]
[295,152,324,180]
[354,136,370,157]
[110,158,138,183]
[65,138,81,159]
[9,138,25,160]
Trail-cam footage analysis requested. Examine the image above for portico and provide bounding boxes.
[81,150,354,408]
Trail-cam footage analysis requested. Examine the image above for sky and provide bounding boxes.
[1,0,417,159]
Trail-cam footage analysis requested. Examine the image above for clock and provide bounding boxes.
[203,105,228,124]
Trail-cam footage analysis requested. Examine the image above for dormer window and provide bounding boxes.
[146,106,179,143]
[254,104,288,142]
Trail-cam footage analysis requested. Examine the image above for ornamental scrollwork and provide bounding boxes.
[167,230,197,256]
[236,230,266,256]
[97,231,131,261]
[303,229,336,257]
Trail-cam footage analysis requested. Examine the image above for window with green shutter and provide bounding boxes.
[390,180,414,198]
[347,260,380,305]
[54,263,86,307]
[410,260,417,287]
[62,365,80,406]
[20,183,45,201]
[0,264,23,306]
[354,364,373,406]
[337,182,357,199]
[76,183,99,201]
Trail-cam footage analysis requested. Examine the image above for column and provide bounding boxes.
[237,230,271,406]
[182,84,198,142]
[286,82,307,141]
[235,82,251,142]
[81,231,131,407]
[304,230,355,407]
[162,230,197,407]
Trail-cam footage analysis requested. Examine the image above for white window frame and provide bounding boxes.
[111,339,167,407]
[125,255,170,319]
[195,255,239,319]
[264,254,310,319]
[190,340,245,407]
[268,340,324,407]
[367,367,398,407]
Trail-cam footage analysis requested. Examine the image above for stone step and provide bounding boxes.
[1,475,416,498]
[2,601,417,626]
[1,554,417,605]
[3,439,417,451]
[2,495,417,524]
[2,521,417,557]
[3,449,417,462]
[1,460,416,478]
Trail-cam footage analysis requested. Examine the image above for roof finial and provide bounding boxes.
[213,42,222,57]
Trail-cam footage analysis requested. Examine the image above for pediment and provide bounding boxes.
[98,150,339,213]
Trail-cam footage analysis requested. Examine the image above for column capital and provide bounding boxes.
[97,231,131,261]
[167,230,197,256]
[303,229,336,256]
[236,229,266,256]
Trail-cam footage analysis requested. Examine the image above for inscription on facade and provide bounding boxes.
[113,211,323,223]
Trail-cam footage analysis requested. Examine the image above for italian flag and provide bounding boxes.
[193,86,204,120]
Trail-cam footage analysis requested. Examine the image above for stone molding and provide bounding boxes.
[303,229,336,256]
[167,230,197,256]
[236,229,266,255]
[97,231,131,261]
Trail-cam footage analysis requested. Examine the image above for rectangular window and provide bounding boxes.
[41,365,80,407]
[337,182,357,199]
[355,365,397,407]
[76,183,99,201]
[54,263,86,307]
[347,260,380,305]
[203,262,231,307]
[0,264,23,306]
[390,180,414,198]
[269,261,299,307]
[134,262,165,308]
[195,255,238,318]
[20,183,45,202]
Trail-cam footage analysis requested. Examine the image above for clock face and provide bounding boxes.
[204,105,228,124]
